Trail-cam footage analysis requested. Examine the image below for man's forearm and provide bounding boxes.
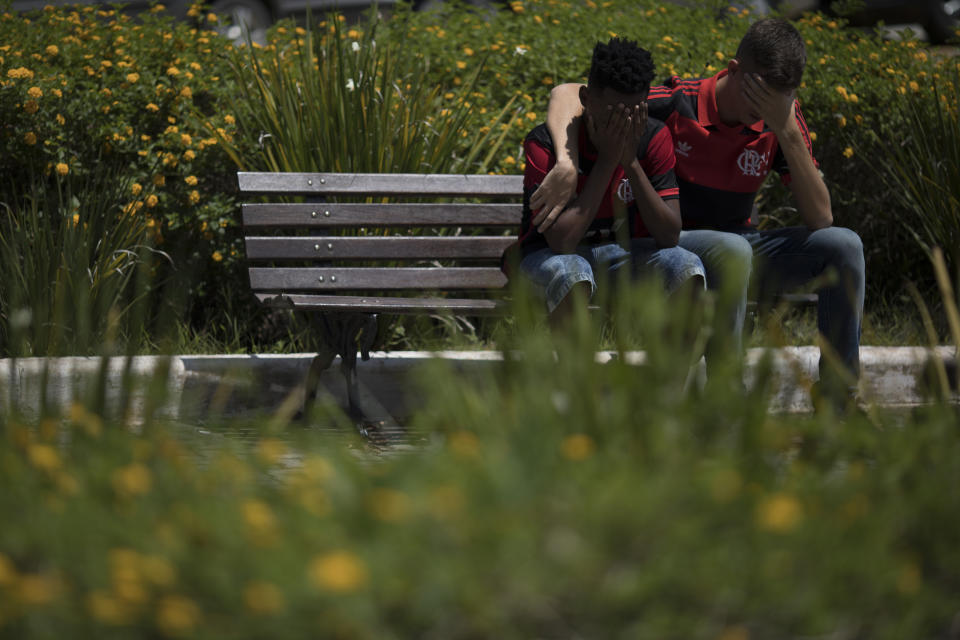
[624,162,681,247]
[778,124,833,230]
[546,83,587,172]
[544,156,619,253]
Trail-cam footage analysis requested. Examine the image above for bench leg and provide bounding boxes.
[301,312,379,427]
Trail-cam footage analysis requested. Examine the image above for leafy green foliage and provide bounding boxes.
[1,280,959,637]
[0,162,152,356]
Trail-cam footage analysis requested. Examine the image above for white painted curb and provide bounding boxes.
[1,346,955,422]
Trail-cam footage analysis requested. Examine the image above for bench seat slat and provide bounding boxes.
[245,236,515,260]
[238,172,524,197]
[249,267,507,291]
[255,293,507,315]
[242,203,521,227]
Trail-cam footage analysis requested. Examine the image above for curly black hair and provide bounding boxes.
[587,37,656,95]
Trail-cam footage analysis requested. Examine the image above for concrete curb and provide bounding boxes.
[1,346,956,422]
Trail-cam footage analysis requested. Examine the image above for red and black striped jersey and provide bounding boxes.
[647,70,818,230]
[520,119,679,255]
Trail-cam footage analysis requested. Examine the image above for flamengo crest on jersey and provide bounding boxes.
[737,148,771,178]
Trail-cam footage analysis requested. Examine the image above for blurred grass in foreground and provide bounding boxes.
[1,268,959,638]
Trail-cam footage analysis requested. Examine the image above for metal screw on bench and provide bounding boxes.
[314,243,320,252]
[330,276,336,282]
[327,243,333,251]
[318,275,324,282]
[311,211,317,218]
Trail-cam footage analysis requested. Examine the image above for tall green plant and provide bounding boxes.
[213,16,519,174]
[862,68,960,284]
[0,162,155,356]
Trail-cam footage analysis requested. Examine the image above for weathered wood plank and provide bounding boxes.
[238,172,523,196]
[242,203,522,227]
[256,293,507,315]
[244,236,515,260]
[249,267,508,291]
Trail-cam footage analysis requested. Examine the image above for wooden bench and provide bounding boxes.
[238,171,523,421]
[238,171,818,422]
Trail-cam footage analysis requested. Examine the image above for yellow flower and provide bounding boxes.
[837,115,847,128]
[456,60,467,70]
[23,100,39,114]
[112,463,151,497]
[145,194,158,208]
[46,45,59,56]
[52,88,61,98]
[87,590,134,625]
[346,28,360,39]
[561,434,595,461]
[184,175,198,187]
[183,149,196,161]
[153,175,166,187]
[166,66,179,76]
[463,46,474,56]
[55,162,69,176]
[308,551,367,592]
[206,11,217,22]
[809,131,817,142]
[909,80,920,92]
[756,493,803,532]
[224,114,235,125]
[243,581,285,615]
[7,66,35,79]
[24,131,37,145]
[843,147,854,158]
[28,444,60,471]
[188,190,200,204]
[848,93,858,103]
[18,574,61,606]
[27,86,42,98]
[55,113,64,125]
[835,84,847,96]
[365,488,410,522]
[504,155,516,165]
[126,72,139,83]
[146,102,159,112]
[180,133,192,146]
[131,183,143,196]
[179,86,192,99]
[156,595,201,635]
[212,251,223,262]
[72,213,80,225]
[0,553,18,586]
[526,112,537,120]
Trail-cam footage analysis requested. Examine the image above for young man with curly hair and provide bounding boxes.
[516,37,705,324]
[533,19,865,409]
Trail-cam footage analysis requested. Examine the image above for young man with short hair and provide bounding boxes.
[534,19,865,408]
[517,37,705,322]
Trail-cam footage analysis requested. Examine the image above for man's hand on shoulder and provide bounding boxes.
[530,163,578,232]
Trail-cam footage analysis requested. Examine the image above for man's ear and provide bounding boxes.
[727,58,740,76]
[579,85,589,108]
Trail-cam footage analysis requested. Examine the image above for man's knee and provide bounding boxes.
[813,227,865,273]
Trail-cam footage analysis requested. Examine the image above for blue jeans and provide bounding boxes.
[519,239,705,313]
[679,226,865,382]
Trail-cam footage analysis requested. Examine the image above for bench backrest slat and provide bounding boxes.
[238,172,524,197]
[248,267,507,291]
[245,236,515,261]
[242,203,522,227]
